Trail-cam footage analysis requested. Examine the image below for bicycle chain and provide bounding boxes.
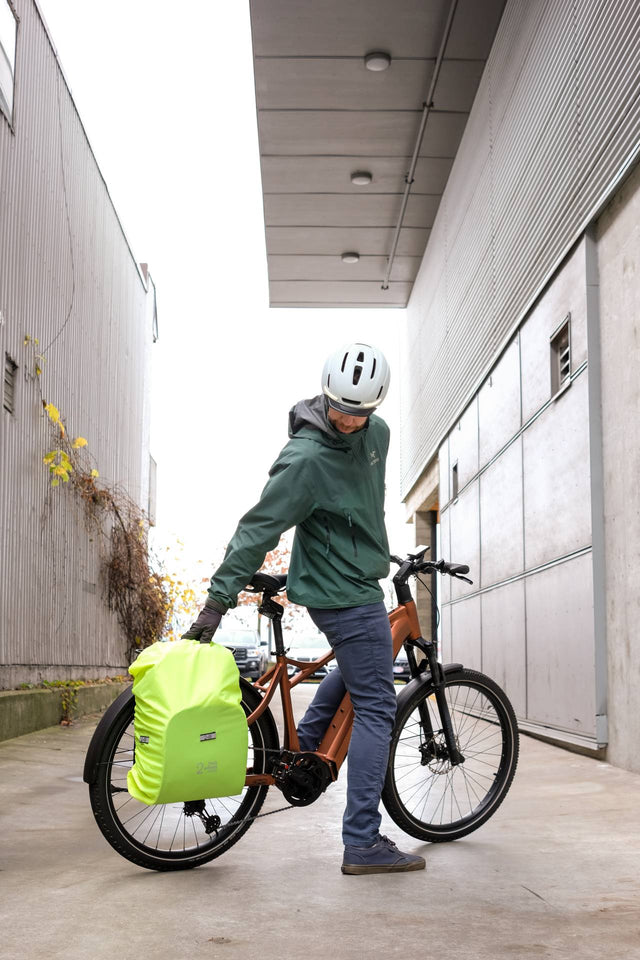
[235,801,296,824]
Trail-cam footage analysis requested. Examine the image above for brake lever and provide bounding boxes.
[453,574,474,585]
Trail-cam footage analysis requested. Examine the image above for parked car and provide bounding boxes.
[286,634,336,680]
[216,629,269,681]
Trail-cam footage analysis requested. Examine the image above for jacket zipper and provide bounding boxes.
[347,512,358,557]
[323,517,331,557]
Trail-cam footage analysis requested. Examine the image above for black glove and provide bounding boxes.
[182,601,223,643]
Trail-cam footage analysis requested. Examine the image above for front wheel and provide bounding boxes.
[382,668,519,842]
[88,679,279,870]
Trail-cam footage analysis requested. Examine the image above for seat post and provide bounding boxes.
[258,594,285,656]
[272,616,285,657]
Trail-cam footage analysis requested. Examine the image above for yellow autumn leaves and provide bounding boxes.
[44,402,63,433]
[43,449,72,487]
[24,334,45,377]
[43,404,99,486]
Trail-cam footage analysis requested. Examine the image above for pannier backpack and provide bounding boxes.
[127,639,248,805]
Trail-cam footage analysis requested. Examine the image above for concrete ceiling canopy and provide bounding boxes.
[250,0,507,307]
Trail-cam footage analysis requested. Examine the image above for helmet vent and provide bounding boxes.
[341,353,348,373]
[376,385,384,399]
[357,351,364,362]
[371,358,377,379]
[353,365,363,386]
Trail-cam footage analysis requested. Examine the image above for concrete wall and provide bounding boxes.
[596,161,640,772]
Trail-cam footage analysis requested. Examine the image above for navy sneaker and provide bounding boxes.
[342,835,426,875]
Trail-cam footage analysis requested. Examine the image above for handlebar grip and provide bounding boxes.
[448,563,470,575]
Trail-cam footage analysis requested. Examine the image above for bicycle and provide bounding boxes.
[83,547,519,870]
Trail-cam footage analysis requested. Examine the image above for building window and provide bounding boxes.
[0,0,17,123]
[550,314,571,396]
[451,461,459,500]
[3,353,17,414]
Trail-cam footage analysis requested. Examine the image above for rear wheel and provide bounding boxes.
[382,669,518,842]
[88,680,279,870]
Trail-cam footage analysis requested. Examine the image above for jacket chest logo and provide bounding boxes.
[368,449,380,466]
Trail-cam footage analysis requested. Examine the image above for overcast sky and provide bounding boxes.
[38,0,415,603]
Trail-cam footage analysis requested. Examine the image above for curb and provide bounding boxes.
[0,682,131,742]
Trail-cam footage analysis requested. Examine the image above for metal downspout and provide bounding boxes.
[381,0,459,291]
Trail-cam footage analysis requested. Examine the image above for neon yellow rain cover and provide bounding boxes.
[127,639,248,805]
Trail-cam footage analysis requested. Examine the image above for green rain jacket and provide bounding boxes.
[208,395,390,611]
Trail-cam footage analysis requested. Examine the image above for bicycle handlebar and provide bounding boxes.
[390,553,473,585]
[420,559,470,577]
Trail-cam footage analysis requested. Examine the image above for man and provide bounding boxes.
[184,342,425,875]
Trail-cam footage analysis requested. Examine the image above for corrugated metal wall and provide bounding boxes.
[0,0,152,687]
[401,0,640,495]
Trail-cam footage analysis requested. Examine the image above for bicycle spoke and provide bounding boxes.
[459,760,475,813]
[417,773,440,822]
[168,810,183,852]
[154,804,167,850]
[458,723,502,752]
[394,763,426,784]
[142,804,165,846]
[123,801,159,831]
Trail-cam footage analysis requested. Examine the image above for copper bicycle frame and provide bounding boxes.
[244,596,423,788]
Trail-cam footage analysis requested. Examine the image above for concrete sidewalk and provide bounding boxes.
[1,684,639,960]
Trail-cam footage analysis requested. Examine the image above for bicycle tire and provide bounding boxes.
[382,668,519,842]
[88,679,279,871]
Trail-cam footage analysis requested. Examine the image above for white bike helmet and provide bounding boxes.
[322,342,390,416]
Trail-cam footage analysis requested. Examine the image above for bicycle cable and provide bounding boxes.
[414,573,441,630]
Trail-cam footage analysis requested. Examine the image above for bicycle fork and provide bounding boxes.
[408,638,465,767]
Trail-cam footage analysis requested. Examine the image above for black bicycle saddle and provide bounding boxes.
[245,572,288,594]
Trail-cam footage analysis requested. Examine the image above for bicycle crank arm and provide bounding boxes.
[245,773,275,787]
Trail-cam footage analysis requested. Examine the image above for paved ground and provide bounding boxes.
[1,684,639,960]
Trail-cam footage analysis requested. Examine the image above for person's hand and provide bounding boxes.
[182,602,223,643]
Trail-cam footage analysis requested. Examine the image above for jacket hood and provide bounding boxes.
[288,394,366,449]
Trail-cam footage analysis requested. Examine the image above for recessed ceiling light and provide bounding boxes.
[351,171,372,186]
[341,252,360,264]
[364,51,391,72]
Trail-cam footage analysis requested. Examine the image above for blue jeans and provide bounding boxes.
[297,602,397,847]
